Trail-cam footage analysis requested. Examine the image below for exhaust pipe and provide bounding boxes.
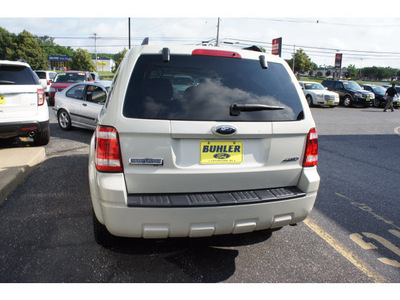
[28,131,36,138]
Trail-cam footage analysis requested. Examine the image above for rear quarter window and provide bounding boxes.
[0,65,39,85]
[123,54,304,121]
[35,71,46,79]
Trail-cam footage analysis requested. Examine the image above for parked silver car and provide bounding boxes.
[53,81,111,130]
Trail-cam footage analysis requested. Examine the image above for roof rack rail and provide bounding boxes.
[242,45,263,52]
[141,37,149,45]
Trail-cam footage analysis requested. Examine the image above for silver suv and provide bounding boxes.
[89,40,320,246]
[0,60,50,146]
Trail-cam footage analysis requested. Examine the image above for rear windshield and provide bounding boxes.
[123,54,303,121]
[55,73,86,83]
[0,65,39,85]
[35,71,46,79]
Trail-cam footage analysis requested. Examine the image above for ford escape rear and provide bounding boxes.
[88,40,320,247]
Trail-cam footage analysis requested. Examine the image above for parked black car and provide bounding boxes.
[321,79,374,107]
[360,84,394,108]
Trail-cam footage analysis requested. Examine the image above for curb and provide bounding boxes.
[0,147,46,205]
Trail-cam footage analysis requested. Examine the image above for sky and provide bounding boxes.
[2,0,400,69]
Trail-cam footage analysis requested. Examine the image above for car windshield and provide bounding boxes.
[343,81,362,91]
[55,73,86,83]
[123,54,303,121]
[0,65,38,85]
[372,86,387,93]
[304,82,324,90]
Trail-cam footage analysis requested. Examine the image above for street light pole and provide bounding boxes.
[216,18,220,47]
[94,33,98,73]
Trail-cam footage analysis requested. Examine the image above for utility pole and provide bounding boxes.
[128,18,131,50]
[292,45,296,74]
[216,18,220,47]
[94,33,98,73]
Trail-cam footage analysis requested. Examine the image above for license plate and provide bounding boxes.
[366,98,370,101]
[200,141,243,164]
[327,100,333,104]
[0,95,5,105]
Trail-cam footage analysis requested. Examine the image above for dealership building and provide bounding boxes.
[47,56,115,72]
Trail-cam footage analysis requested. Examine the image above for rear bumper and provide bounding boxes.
[100,192,317,238]
[0,120,49,139]
[89,152,320,238]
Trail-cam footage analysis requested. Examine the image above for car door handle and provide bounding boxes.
[82,103,87,107]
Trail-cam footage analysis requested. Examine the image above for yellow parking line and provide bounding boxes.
[304,218,387,283]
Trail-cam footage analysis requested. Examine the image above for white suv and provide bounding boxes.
[0,60,50,146]
[89,40,320,246]
[35,70,57,96]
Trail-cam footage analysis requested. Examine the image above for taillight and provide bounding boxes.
[37,89,45,106]
[303,128,318,167]
[47,80,52,86]
[95,126,123,172]
[192,49,242,59]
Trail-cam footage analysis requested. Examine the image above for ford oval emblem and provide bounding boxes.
[213,125,237,136]
[214,153,230,159]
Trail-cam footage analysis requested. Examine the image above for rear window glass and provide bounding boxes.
[35,71,46,79]
[55,73,86,83]
[123,54,303,121]
[0,65,39,85]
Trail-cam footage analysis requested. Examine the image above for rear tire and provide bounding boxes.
[373,98,381,108]
[33,126,50,146]
[93,210,117,248]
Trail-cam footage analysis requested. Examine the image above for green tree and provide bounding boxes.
[70,48,95,71]
[0,27,16,59]
[346,64,358,79]
[362,66,399,80]
[112,48,128,72]
[286,49,314,73]
[35,35,74,56]
[0,28,48,69]
[13,31,48,69]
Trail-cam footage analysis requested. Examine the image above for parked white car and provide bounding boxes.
[0,60,50,146]
[34,70,57,95]
[299,81,339,107]
[88,40,320,247]
[53,81,111,131]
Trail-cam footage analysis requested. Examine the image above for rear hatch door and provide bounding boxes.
[0,64,40,121]
[116,49,311,194]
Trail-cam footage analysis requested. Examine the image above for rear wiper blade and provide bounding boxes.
[0,80,15,84]
[230,103,284,116]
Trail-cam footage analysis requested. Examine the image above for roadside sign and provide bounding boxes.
[272,37,282,57]
[335,53,343,69]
